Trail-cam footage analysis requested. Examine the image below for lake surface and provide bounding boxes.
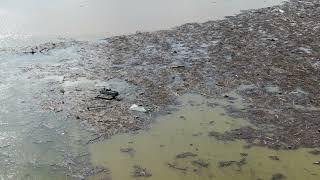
[0,0,284,47]
[1,0,305,179]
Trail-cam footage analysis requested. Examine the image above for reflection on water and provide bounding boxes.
[0,0,284,47]
[89,94,320,180]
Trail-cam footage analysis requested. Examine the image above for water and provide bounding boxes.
[0,0,284,47]
[89,94,320,180]
[0,0,303,179]
[0,48,95,179]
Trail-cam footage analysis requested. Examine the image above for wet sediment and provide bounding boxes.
[22,0,320,150]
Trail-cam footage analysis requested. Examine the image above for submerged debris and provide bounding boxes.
[208,131,234,141]
[167,163,188,171]
[132,165,152,177]
[271,173,286,180]
[218,158,246,170]
[176,152,197,159]
[269,156,280,161]
[219,161,236,167]
[240,153,248,157]
[0,145,10,149]
[120,147,135,157]
[192,159,210,168]
[309,150,320,155]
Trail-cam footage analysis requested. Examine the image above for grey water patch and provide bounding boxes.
[63,77,99,89]
[237,84,257,91]
[43,76,65,83]
[289,88,309,95]
[0,45,104,179]
[264,85,280,93]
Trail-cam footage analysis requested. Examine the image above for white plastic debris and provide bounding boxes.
[129,104,147,113]
[272,8,284,14]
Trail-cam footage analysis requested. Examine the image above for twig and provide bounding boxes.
[167,163,187,171]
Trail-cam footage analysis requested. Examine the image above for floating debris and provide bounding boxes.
[0,145,10,149]
[218,158,246,170]
[96,88,120,100]
[269,156,280,161]
[176,152,197,159]
[240,153,248,157]
[132,165,152,177]
[309,150,320,155]
[120,147,135,157]
[223,95,238,101]
[192,159,210,168]
[167,163,188,171]
[208,131,234,141]
[100,88,119,97]
[271,173,286,180]
[219,160,237,167]
[313,161,320,165]
[129,104,147,113]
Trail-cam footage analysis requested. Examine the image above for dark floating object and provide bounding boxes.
[192,159,210,168]
[240,153,248,157]
[269,156,280,161]
[132,165,152,177]
[218,158,246,169]
[176,152,197,158]
[167,163,187,171]
[96,88,120,100]
[223,94,237,100]
[100,88,119,97]
[120,147,135,157]
[309,150,320,155]
[120,147,135,153]
[271,173,286,180]
[313,161,320,165]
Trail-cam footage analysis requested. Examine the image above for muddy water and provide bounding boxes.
[0,0,284,47]
[89,94,320,180]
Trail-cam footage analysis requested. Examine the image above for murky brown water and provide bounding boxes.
[0,0,284,47]
[89,94,320,180]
